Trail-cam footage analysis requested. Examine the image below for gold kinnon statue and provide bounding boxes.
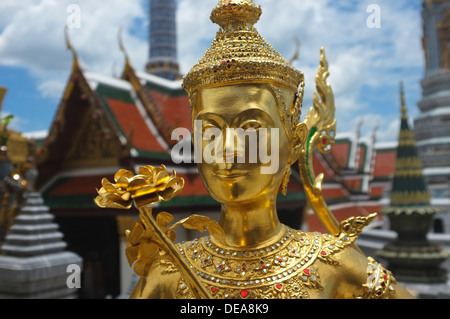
[95,0,414,299]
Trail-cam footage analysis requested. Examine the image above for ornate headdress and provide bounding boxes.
[182,0,304,133]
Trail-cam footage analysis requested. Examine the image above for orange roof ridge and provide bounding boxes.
[122,61,177,148]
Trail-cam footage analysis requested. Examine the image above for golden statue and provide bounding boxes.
[95,0,414,299]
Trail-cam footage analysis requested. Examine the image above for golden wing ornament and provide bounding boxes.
[299,47,340,236]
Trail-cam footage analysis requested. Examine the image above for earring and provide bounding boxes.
[281,165,291,196]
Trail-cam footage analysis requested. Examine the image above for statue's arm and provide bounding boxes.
[337,247,416,299]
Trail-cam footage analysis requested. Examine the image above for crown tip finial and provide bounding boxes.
[211,0,262,30]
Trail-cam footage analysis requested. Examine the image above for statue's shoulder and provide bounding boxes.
[312,213,377,262]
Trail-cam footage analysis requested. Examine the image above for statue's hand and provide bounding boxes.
[125,211,177,277]
[125,211,227,276]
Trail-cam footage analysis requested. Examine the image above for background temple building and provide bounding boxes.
[414,0,450,233]
[146,0,181,80]
[2,0,449,298]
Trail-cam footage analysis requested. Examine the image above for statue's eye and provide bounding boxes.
[202,124,221,139]
[241,121,262,130]
[202,123,217,132]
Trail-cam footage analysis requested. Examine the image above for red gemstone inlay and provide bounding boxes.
[304,269,310,275]
[275,284,282,290]
[211,287,216,293]
[240,289,249,298]
[322,139,327,144]
[321,251,327,255]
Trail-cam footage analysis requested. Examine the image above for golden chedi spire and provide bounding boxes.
[211,0,262,30]
[384,82,442,214]
[377,82,448,284]
[182,0,303,96]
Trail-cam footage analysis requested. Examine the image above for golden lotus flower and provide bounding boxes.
[94,165,184,209]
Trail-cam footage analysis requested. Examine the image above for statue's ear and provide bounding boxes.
[289,122,308,163]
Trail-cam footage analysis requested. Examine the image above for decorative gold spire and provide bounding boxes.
[64,25,80,71]
[399,81,407,120]
[118,26,130,62]
[182,0,303,95]
[0,87,7,113]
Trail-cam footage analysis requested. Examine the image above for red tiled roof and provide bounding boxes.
[312,152,334,179]
[148,91,192,131]
[331,140,351,168]
[307,203,381,233]
[370,185,386,197]
[373,149,396,177]
[322,187,348,199]
[48,175,112,196]
[176,172,210,196]
[344,178,362,192]
[106,98,166,152]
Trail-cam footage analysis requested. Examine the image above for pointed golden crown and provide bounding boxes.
[182,0,304,95]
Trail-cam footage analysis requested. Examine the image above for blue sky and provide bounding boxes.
[0,0,424,143]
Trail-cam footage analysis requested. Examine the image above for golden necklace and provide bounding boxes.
[175,227,355,299]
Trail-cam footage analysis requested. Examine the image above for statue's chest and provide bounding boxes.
[175,229,352,299]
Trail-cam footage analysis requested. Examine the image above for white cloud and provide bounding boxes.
[377,116,401,142]
[0,0,148,81]
[37,79,66,99]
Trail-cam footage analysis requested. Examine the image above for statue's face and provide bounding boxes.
[193,83,291,205]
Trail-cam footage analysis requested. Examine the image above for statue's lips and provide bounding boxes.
[213,169,248,179]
